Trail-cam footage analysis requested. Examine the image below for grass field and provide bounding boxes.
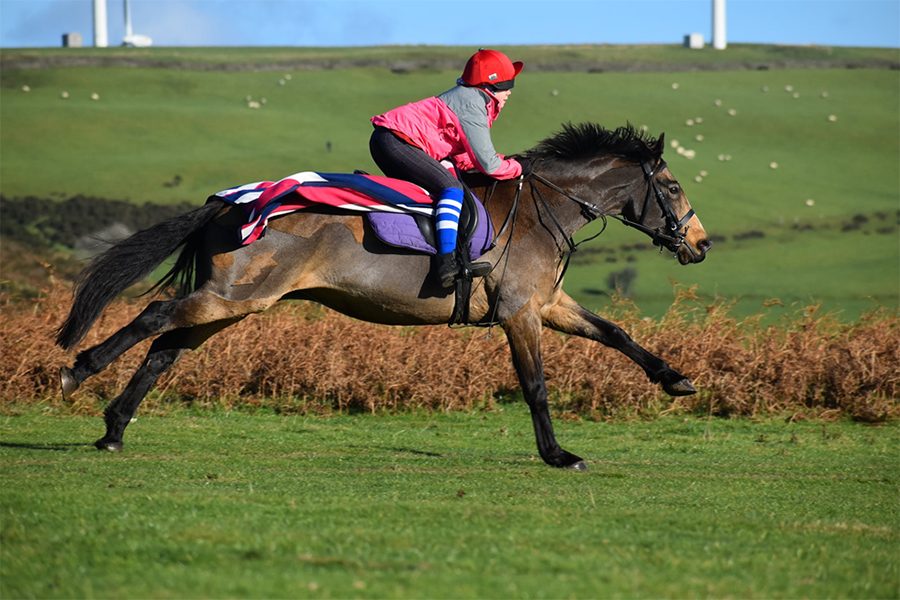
[1,45,897,320]
[1,45,897,600]
[1,405,897,599]
[3,43,897,67]
[563,211,899,320]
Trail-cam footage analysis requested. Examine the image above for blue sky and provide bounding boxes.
[1,0,898,49]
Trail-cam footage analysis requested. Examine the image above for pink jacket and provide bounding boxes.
[371,85,522,180]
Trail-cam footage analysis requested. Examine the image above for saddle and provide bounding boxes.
[366,184,493,260]
[213,169,494,324]
[361,175,493,325]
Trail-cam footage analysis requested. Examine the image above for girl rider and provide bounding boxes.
[370,49,526,288]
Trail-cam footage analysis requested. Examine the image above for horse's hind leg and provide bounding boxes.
[95,319,241,451]
[61,299,181,399]
[541,292,696,395]
[61,291,266,400]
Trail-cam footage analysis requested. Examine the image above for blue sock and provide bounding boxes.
[435,187,464,255]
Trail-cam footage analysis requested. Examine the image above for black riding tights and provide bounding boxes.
[369,126,461,197]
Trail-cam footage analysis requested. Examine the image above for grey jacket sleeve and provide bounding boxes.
[437,86,504,174]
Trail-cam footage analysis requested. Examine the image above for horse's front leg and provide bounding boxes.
[541,292,697,396]
[503,300,588,470]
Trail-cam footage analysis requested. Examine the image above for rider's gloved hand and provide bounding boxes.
[509,155,533,179]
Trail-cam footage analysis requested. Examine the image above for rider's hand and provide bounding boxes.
[511,155,532,179]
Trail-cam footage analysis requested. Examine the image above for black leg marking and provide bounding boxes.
[504,304,586,469]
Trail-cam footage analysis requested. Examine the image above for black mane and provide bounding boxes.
[525,123,660,164]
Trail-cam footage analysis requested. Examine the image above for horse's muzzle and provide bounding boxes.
[677,237,712,264]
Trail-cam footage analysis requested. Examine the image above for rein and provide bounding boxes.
[529,159,694,256]
[459,157,693,330]
[525,173,608,289]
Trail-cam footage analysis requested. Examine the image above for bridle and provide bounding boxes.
[470,157,696,330]
[628,159,695,253]
[520,157,694,255]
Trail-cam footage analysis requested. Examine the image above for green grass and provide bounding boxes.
[2,62,898,217]
[3,43,897,66]
[1,405,897,599]
[1,48,897,320]
[564,213,899,320]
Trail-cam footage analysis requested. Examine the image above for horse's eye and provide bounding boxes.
[669,186,680,195]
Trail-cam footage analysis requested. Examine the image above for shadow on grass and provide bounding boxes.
[0,441,90,452]
[347,444,443,457]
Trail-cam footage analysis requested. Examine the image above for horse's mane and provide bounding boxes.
[525,123,659,163]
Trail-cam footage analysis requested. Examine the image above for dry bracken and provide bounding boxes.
[2,284,897,421]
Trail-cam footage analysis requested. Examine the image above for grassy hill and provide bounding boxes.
[1,44,897,320]
[3,43,898,68]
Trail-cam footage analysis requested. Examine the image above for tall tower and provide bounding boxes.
[712,0,727,50]
[122,0,153,46]
[124,0,133,41]
[93,0,109,47]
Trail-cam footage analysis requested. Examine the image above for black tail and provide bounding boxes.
[55,200,224,351]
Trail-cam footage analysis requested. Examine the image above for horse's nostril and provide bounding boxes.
[698,238,713,252]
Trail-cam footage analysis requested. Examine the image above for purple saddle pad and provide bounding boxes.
[366,197,494,260]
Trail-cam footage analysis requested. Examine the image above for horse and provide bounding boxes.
[55,123,712,470]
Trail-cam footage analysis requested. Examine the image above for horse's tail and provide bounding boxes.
[55,199,225,351]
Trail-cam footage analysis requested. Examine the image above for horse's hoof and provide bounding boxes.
[94,438,123,452]
[59,366,79,401]
[664,378,697,396]
[567,460,589,471]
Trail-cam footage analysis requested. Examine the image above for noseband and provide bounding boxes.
[625,159,695,253]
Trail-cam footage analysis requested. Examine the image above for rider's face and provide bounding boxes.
[495,89,512,109]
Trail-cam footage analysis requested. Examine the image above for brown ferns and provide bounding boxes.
[2,285,897,421]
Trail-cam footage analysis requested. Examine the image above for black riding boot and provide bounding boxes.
[436,251,492,288]
[437,251,461,289]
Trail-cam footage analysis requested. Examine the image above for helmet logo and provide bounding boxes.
[488,73,498,81]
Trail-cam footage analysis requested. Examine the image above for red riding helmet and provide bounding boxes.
[460,49,524,90]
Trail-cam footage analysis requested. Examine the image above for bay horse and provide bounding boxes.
[56,123,712,470]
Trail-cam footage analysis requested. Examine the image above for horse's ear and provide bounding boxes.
[656,132,666,156]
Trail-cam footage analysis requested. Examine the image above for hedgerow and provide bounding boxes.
[2,281,896,422]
